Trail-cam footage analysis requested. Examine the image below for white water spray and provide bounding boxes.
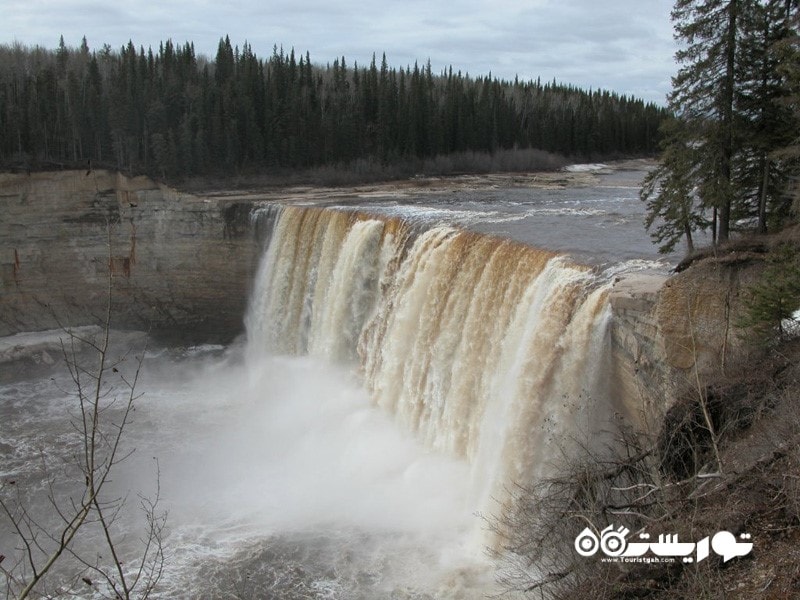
[246,205,619,521]
[1,202,622,598]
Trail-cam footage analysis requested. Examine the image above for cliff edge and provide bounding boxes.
[0,170,261,342]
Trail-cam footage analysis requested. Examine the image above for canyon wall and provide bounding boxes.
[0,170,261,343]
[609,259,760,426]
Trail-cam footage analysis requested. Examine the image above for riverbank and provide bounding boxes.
[188,158,656,205]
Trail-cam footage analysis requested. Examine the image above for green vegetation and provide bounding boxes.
[739,242,800,340]
[641,1,800,253]
[0,36,666,180]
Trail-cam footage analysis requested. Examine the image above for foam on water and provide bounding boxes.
[132,348,495,597]
[1,340,496,598]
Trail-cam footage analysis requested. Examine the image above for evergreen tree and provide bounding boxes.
[736,0,798,232]
[769,5,800,220]
[641,118,707,253]
[644,0,799,253]
[739,243,800,340]
[0,36,667,178]
[670,0,741,243]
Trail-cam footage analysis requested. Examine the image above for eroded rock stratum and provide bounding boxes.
[0,170,260,343]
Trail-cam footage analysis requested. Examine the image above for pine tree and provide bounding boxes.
[0,37,667,176]
[645,0,799,253]
[641,117,707,254]
[736,0,799,232]
[739,243,800,340]
[670,0,742,243]
[769,4,800,222]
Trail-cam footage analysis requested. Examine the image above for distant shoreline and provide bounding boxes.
[187,158,656,204]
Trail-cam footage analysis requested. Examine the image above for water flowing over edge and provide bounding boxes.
[246,204,623,523]
[0,201,635,598]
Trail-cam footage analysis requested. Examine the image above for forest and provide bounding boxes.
[0,36,667,180]
[641,0,800,250]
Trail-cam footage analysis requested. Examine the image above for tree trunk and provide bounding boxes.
[718,0,739,244]
[758,154,769,234]
[712,206,718,245]
[684,221,695,254]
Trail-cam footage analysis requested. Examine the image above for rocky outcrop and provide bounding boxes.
[608,272,669,425]
[609,259,763,425]
[0,170,262,343]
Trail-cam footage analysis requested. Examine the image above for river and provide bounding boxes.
[2,162,671,598]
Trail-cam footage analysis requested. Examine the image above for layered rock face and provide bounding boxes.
[609,260,760,424]
[0,170,260,343]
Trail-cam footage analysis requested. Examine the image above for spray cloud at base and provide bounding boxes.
[243,205,623,550]
[2,200,633,597]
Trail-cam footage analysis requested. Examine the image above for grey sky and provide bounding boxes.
[3,0,677,104]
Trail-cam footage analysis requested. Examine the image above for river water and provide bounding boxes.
[294,161,681,268]
[2,163,672,598]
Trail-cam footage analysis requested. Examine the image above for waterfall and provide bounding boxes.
[246,204,616,517]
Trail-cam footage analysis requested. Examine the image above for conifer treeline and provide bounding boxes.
[0,36,667,178]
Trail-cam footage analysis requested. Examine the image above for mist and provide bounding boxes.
[113,345,494,596]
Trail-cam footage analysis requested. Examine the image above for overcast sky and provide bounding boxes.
[3,0,677,104]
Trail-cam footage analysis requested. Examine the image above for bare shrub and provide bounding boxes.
[0,240,166,599]
[488,422,671,598]
[491,336,800,599]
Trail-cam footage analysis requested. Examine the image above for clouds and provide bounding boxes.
[2,0,676,103]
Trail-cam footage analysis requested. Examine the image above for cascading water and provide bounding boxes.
[1,197,634,599]
[247,204,620,528]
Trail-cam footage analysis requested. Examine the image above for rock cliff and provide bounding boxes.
[609,258,762,424]
[0,170,261,343]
